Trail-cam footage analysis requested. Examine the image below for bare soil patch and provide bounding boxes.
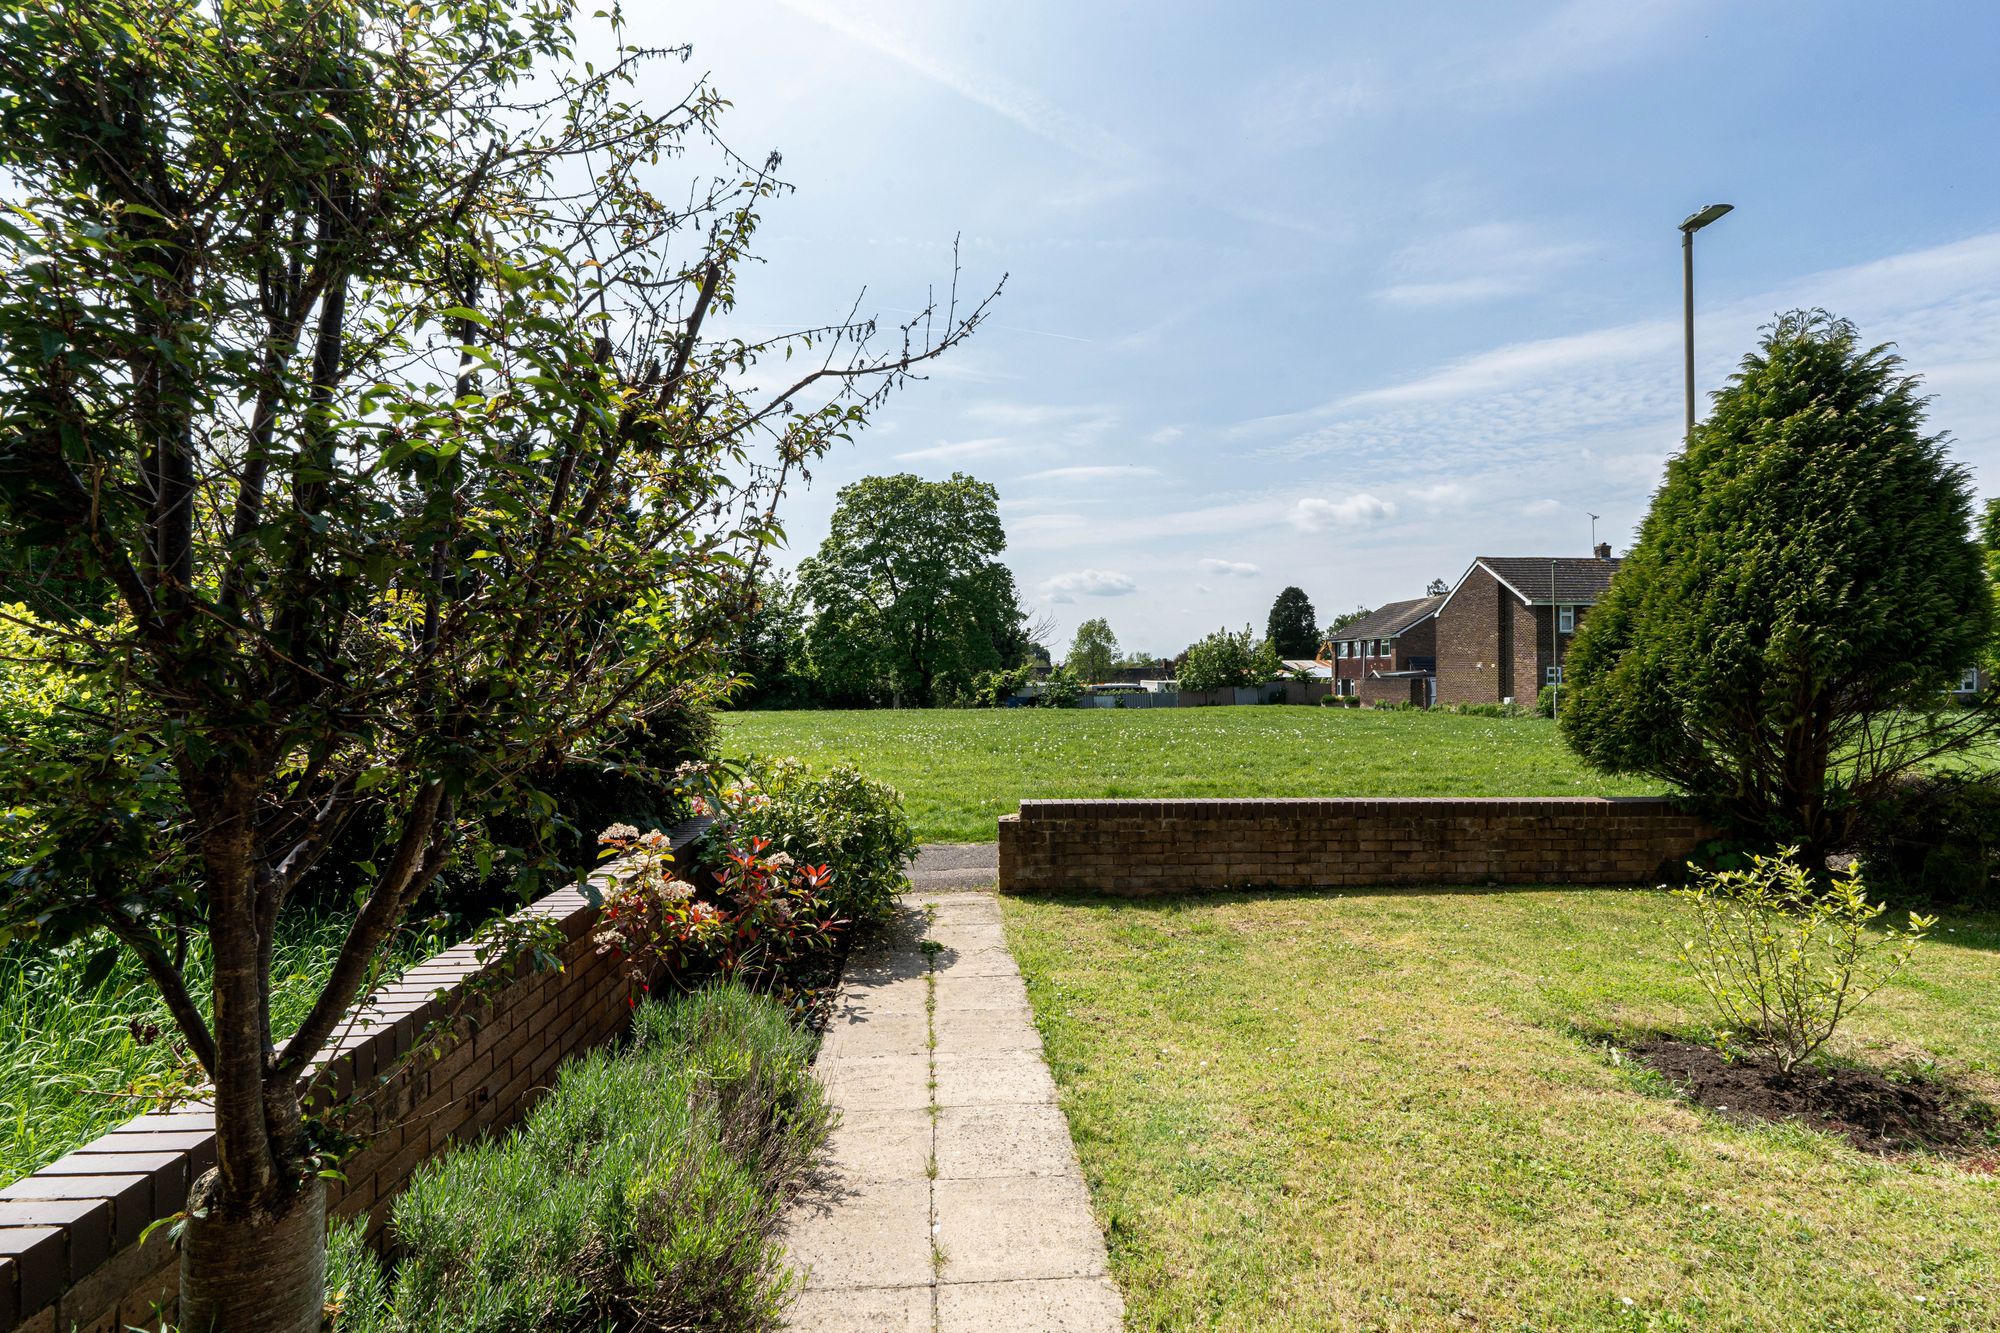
[1630,1037,1997,1158]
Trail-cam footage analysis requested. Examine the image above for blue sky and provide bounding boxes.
[617,1,2000,659]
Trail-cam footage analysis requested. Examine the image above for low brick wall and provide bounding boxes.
[0,820,705,1333]
[997,797,1709,895]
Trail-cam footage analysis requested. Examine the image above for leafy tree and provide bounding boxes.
[729,572,820,710]
[1325,605,1373,634]
[798,473,1020,707]
[1177,626,1282,692]
[1265,586,1319,658]
[1426,577,1451,596]
[1067,617,1119,682]
[0,3,988,1324]
[1560,311,1994,865]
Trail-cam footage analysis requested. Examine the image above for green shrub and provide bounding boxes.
[326,986,831,1333]
[1850,769,2000,908]
[697,757,918,930]
[1039,666,1084,709]
[1675,849,1934,1071]
[1177,626,1281,692]
[1535,684,1557,718]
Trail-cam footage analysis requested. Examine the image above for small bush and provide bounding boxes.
[710,757,918,930]
[326,986,831,1333]
[1535,684,1557,718]
[1675,849,1934,1071]
[1039,667,1084,709]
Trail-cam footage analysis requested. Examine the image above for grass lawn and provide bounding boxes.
[1001,887,2000,1332]
[718,707,1660,843]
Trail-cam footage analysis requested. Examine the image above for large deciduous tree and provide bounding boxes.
[1560,311,1993,865]
[1265,585,1319,658]
[798,473,1023,706]
[0,2,989,1326]
[1066,617,1118,682]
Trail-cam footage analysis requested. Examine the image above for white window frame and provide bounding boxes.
[1545,665,1564,684]
[1961,666,1980,693]
[1558,606,1576,635]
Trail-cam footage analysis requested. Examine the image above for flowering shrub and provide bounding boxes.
[679,757,917,929]
[591,824,839,1005]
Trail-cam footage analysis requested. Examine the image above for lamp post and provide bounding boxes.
[1679,202,1734,437]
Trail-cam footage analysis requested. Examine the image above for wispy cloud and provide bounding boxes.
[1041,569,1139,603]
[772,0,1141,169]
[1197,558,1261,577]
[1373,222,1598,309]
[1025,464,1161,482]
[1411,481,1472,508]
[893,435,1020,463]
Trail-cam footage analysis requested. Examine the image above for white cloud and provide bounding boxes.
[1197,558,1261,577]
[1290,494,1398,531]
[1025,465,1161,482]
[1040,569,1139,603]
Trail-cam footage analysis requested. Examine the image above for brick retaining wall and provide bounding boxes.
[0,820,705,1333]
[997,798,1710,895]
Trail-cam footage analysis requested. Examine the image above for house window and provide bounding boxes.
[1373,639,1386,658]
[1961,667,1981,693]
[1545,665,1564,684]
[1559,606,1576,634]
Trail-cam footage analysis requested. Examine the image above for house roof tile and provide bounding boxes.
[1330,594,1446,641]
[1476,556,1621,604]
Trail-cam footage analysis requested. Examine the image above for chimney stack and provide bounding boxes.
[1594,542,1612,560]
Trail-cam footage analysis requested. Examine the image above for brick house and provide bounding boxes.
[1324,593,1446,705]
[1432,545,1622,706]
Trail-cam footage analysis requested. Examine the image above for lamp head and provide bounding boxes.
[1680,202,1734,234]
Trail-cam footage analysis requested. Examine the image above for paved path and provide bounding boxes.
[781,884,1123,1332]
[905,841,1000,892]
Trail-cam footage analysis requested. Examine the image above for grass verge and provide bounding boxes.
[1001,886,2000,1331]
[719,706,1659,842]
[0,913,452,1186]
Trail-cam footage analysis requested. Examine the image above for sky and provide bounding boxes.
[603,1,2000,660]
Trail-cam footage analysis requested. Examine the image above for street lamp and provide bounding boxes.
[1679,202,1733,436]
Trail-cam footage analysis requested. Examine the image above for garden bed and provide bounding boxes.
[1628,1036,1996,1158]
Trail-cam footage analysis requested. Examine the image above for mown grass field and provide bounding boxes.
[1001,887,2000,1332]
[718,706,1660,842]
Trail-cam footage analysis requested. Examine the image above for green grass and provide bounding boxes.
[0,913,454,1186]
[719,707,1660,842]
[1001,887,2000,1332]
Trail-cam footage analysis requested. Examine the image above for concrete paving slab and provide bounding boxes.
[926,922,1010,954]
[934,1051,1059,1107]
[933,1005,1042,1055]
[935,969,1030,1010]
[815,1053,933,1113]
[934,1104,1083,1181]
[785,1284,932,1332]
[782,1181,933,1291]
[819,1109,933,1185]
[935,1176,1109,1284]
[819,1009,929,1061]
[937,1277,1125,1333]
[930,946,1022,980]
[835,974,930,1016]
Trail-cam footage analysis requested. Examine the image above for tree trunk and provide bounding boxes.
[179,1172,327,1333]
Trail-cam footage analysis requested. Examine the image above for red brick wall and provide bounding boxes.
[1435,566,1508,705]
[0,823,704,1333]
[997,798,1711,895]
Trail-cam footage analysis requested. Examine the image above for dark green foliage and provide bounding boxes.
[1535,684,1558,719]
[965,663,1038,708]
[1266,587,1319,658]
[1324,605,1373,635]
[716,757,919,930]
[728,573,823,711]
[1560,311,1995,860]
[1039,665,1084,708]
[326,986,832,1332]
[799,473,1027,707]
[1849,769,2000,908]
